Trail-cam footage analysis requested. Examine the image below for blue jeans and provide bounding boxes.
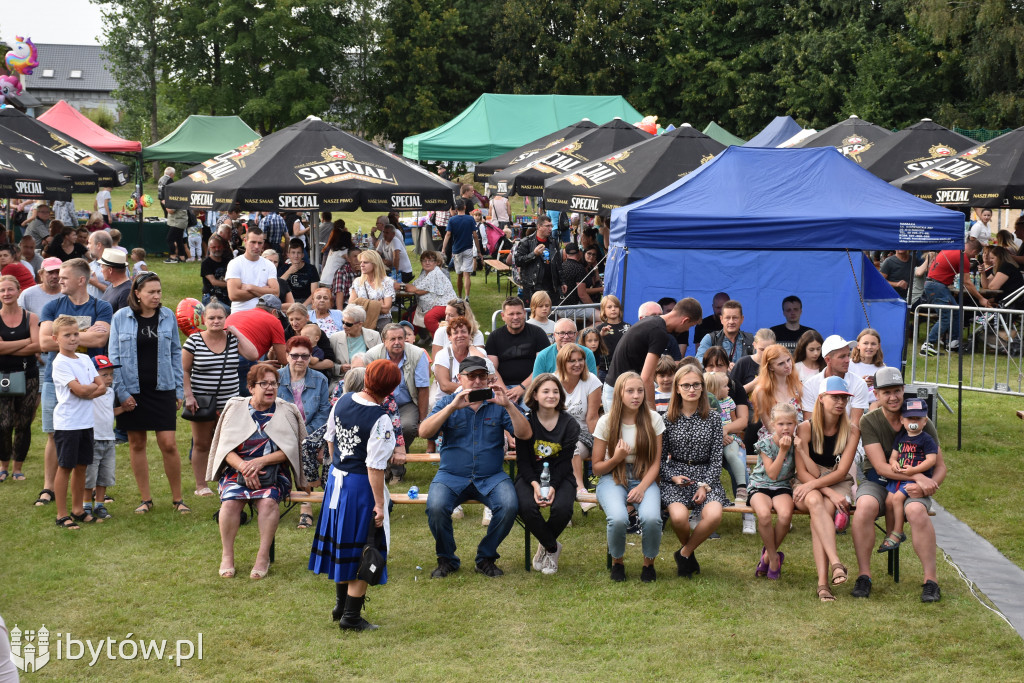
[426,477,518,568]
[923,279,959,345]
[722,439,747,495]
[596,474,662,559]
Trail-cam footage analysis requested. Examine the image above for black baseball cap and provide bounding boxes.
[458,356,488,375]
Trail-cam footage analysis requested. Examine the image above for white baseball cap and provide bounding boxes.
[821,334,856,357]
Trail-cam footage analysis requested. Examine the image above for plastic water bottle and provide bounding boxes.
[539,462,551,501]
[408,485,419,500]
[543,248,550,263]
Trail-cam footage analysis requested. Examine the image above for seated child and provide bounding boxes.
[705,370,747,502]
[300,323,335,375]
[83,355,125,521]
[748,402,800,579]
[526,291,554,343]
[877,397,938,553]
[654,354,677,415]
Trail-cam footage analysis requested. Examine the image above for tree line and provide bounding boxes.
[86,0,1024,167]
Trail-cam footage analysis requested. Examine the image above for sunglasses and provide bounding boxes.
[343,321,356,327]
[288,353,311,360]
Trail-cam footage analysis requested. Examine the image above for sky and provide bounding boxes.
[3,0,105,47]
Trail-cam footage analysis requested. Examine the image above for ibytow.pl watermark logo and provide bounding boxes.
[10,625,203,672]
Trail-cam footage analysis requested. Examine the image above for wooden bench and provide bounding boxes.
[483,258,510,291]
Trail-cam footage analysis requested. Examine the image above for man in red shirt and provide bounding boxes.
[0,244,37,291]
[225,294,287,395]
[919,239,988,356]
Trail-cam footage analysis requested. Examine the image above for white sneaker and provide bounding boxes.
[532,544,548,571]
[451,505,464,520]
[542,542,562,575]
[481,506,492,526]
[577,488,597,512]
[742,513,756,535]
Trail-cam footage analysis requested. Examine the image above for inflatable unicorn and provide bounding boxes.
[5,36,39,75]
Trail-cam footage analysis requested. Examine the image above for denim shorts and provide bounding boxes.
[40,381,56,434]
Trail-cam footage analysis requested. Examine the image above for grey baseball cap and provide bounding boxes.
[874,366,904,389]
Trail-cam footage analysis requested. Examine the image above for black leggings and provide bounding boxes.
[0,374,39,462]
[167,227,186,258]
[515,477,575,552]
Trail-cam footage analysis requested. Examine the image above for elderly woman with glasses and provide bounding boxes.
[277,335,331,529]
[208,362,308,579]
[395,250,457,336]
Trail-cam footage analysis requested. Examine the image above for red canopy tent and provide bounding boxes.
[37,100,142,153]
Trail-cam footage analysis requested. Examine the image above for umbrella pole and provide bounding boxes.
[136,153,143,233]
[903,251,916,375]
[957,249,965,450]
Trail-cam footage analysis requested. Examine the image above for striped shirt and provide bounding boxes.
[183,332,240,409]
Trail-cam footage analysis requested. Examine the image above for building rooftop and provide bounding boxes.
[22,43,116,92]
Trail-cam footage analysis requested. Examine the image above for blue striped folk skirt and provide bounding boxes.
[308,470,387,584]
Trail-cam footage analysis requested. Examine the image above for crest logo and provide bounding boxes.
[295,150,396,186]
[322,146,350,161]
[961,145,987,160]
[904,143,961,173]
[837,134,872,162]
[557,141,584,157]
[10,624,51,672]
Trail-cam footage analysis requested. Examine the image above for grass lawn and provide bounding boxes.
[4,235,1024,679]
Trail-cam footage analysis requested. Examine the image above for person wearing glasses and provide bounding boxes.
[108,272,189,515]
[531,318,598,377]
[208,362,308,580]
[328,305,382,379]
[277,336,331,530]
[395,250,456,337]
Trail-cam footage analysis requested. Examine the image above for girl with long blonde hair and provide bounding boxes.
[592,371,664,583]
[350,249,394,332]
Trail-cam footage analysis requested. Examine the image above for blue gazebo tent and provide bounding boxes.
[744,116,803,148]
[605,146,965,361]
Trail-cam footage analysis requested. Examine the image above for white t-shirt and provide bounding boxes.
[848,361,884,401]
[561,373,602,435]
[432,325,486,350]
[319,249,347,286]
[93,387,116,440]
[225,255,278,312]
[95,189,112,216]
[378,235,413,274]
[969,220,991,245]
[527,317,555,343]
[52,352,99,430]
[801,369,872,415]
[593,410,665,464]
[797,362,820,384]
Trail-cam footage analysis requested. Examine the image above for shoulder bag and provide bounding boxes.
[357,523,386,586]
[182,336,230,422]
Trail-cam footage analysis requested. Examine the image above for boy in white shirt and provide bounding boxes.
[51,315,107,530]
[83,355,125,522]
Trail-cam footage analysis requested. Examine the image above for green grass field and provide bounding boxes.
[4,227,1024,680]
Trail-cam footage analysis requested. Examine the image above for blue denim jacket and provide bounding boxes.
[277,365,331,432]
[109,306,184,402]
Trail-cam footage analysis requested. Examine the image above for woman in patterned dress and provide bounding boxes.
[207,362,308,580]
[660,363,728,578]
[309,359,402,631]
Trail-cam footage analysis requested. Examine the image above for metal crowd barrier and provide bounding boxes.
[489,303,601,335]
[911,302,1024,396]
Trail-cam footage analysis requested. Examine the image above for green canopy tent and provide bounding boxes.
[702,121,746,147]
[402,94,644,162]
[143,115,260,163]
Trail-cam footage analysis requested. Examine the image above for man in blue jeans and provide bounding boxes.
[420,356,532,578]
[919,240,989,356]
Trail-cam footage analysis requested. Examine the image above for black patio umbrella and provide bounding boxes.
[490,118,653,196]
[0,107,131,187]
[0,140,74,200]
[892,126,1024,208]
[0,124,99,193]
[857,119,975,182]
[542,124,726,216]
[474,119,599,182]
[164,116,458,212]
[796,115,893,162]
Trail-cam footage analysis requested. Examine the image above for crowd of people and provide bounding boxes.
[2,194,952,632]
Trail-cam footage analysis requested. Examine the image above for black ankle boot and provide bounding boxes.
[339,594,378,631]
[331,582,346,621]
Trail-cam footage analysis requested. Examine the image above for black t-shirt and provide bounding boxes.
[606,316,670,387]
[101,279,131,313]
[770,324,815,352]
[136,313,160,387]
[279,261,320,302]
[277,278,292,301]
[485,323,550,386]
[559,259,588,306]
[996,261,1024,298]
[880,254,919,299]
[595,320,630,358]
[515,411,579,487]
[201,256,229,302]
[730,355,760,393]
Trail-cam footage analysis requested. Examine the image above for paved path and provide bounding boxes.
[933,502,1024,638]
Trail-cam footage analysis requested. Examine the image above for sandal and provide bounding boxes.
[877,532,906,553]
[103,495,114,503]
[34,489,55,506]
[0,470,7,483]
[134,499,154,514]
[755,547,769,578]
[219,565,235,578]
[297,513,314,529]
[250,566,269,580]
[172,500,192,515]
[817,585,836,602]
[194,487,213,497]
[71,510,95,524]
[12,472,25,481]
[831,562,848,586]
[56,516,80,530]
